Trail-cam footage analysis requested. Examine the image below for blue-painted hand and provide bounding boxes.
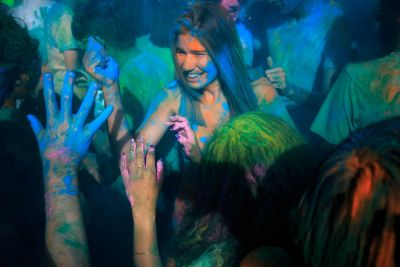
[27,71,114,166]
[83,36,119,87]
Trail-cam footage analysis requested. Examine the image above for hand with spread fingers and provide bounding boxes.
[120,137,164,218]
[166,115,202,163]
[26,71,113,267]
[265,56,288,94]
[27,71,114,167]
[83,36,119,88]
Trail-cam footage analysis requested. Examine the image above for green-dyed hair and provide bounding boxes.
[172,112,313,265]
[297,117,400,267]
[171,112,313,263]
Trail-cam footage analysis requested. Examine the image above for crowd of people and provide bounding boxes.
[0,0,399,266]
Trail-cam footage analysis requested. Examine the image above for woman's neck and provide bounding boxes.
[202,79,223,105]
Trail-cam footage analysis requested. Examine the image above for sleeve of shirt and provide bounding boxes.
[311,66,359,144]
[54,14,79,52]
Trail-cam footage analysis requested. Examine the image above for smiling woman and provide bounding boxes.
[83,3,292,265]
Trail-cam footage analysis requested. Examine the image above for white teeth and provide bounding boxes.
[188,73,201,78]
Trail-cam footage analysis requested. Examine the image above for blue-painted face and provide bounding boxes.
[175,33,219,90]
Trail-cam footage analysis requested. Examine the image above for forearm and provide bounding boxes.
[132,212,163,267]
[102,82,132,156]
[43,161,90,267]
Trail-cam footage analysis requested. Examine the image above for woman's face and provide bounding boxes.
[175,33,218,90]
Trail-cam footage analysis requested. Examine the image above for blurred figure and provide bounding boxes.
[257,0,350,135]
[339,0,382,62]
[136,0,186,82]
[311,0,400,145]
[297,116,400,267]
[9,0,55,59]
[218,0,254,67]
[43,0,88,100]
[0,9,45,266]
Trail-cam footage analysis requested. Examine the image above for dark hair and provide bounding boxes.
[0,9,39,105]
[171,2,258,125]
[72,0,137,49]
[297,117,400,267]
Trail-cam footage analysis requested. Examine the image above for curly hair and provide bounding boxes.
[297,117,400,267]
[0,9,39,101]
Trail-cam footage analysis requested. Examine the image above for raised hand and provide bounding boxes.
[265,56,288,93]
[166,115,202,162]
[27,71,114,167]
[83,36,119,88]
[120,137,164,218]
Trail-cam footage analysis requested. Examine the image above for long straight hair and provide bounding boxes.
[171,2,258,125]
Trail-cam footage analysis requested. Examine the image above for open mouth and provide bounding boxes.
[186,72,203,81]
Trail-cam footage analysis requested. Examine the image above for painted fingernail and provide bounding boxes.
[137,136,143,142]
[122,152,126,157]
[148,145,155,152]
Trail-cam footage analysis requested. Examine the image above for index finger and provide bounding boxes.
[43,72,59,125]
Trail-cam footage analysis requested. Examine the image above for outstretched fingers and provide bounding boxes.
[27,114,44,141]
[134,136,145,169]
[60,71,75,120]
[86,105,113,136]
[120,152,130,182]
[156,160,164,185]
[75,82,99,128]
[43,73,58,126]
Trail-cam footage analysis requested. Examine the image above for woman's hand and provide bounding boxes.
[120,137,164,218]
[166,115,202,163]
[27,71,114,168]
[83,36,119,88]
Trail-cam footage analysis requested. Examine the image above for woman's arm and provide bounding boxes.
[120,138,164,267]
[83,37,175,156]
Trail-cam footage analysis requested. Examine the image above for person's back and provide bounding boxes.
[311,52,400,144]
[311,0,400,145]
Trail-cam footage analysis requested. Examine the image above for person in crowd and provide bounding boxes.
[311,0,400,145]
[84,1,293,165]
[213,0,255,67]
[297,116,400,267]
[43,0,88,100]
[170,112,312,266]
[135,0,185,82]
[252,0,350,135]
[0,9,45,266]
[9,0,55,60]
[84,2,293,261]
[73,0,173,131]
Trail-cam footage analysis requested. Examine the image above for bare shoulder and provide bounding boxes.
[157,80,182,114]
[251,77,278,105]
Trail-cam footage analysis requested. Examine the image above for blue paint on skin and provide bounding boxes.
[59,176,79,196]
[222,102,229,111]
[198,60,218,88]
[199,136,209,144]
